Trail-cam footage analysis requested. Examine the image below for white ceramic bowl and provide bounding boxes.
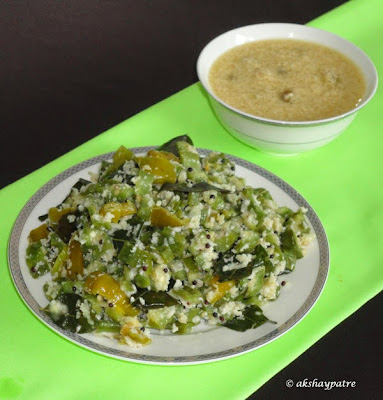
[197,23,378,155]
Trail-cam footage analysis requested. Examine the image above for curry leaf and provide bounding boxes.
[39,179,91,222]
[157,135,193,156]
[132,289,179,309]
[38,214,48,222]
[160,182,231,194]
[112,230,134,251]
[214,252,254,281]
[72,178,92,191]
[111,216,145,251]
[223,305,276,332]
[214,245,266,282]
[44,293,97,333]
[54,213,78,243]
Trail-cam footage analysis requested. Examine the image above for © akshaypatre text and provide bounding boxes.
[286,378,356,390]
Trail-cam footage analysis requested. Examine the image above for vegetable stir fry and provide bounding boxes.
[26,136,314,347]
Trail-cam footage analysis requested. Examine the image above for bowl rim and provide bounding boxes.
[196,22,378,127]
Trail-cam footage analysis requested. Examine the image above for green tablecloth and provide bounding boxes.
[1,1,382,398]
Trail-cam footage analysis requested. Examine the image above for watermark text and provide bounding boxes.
[286,378,356,390]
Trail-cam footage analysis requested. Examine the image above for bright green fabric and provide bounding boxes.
[1,1,382,398]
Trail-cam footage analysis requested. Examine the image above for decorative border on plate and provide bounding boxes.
[8,147,330,365]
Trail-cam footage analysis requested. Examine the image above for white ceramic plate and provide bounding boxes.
[8,147,329,365]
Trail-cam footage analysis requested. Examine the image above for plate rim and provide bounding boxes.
[8,146,330,365]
